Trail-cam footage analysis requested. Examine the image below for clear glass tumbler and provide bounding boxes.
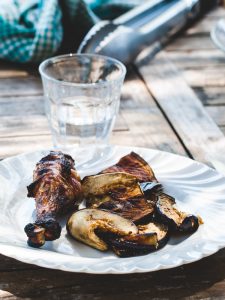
[39,54,126,166]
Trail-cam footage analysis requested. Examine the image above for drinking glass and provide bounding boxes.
[39,54,126,167]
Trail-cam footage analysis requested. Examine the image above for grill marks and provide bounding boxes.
[24,151,82,248]
[83,152,159,223]
[100,151,157,182]
[25,150,202,256]
[80,151,202,257]
[83,171,156,223]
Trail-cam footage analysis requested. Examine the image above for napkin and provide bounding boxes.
[0,0,95,63]
[0,0,143,63]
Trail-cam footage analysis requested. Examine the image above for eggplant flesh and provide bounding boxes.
[66,208,138,251]
[98,196,155,224]
[108,222,169,257]
[110,238,157,258]
[82,172,155,223]
[82,172,139,206]
[138,222,169,249]
[156,194,201,233]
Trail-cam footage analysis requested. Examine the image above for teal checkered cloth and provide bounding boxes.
[0,0,143,63]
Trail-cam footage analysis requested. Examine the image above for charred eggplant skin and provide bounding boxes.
[139,182,163,199]
[179,215,199,233]
[155,194,178,230]
[109,239,157,258]
[156,194,200,233]
[102,222,169,257]
[108,230,169,258]
[157,230,169,249]
[156,208,179,231]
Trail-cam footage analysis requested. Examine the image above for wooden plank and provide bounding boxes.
[0,115,50,137]
[181,67,225,88]
[165,49,225,69]
[0,113,129,158]
[1,248,225,299]
[0,94,128,126]
[112,70,187,155]
[220,126,225,135]
[206,106,225,126]
[185,18,217,35]
[0,77,42,97]
[0,70,30,78]
[166,36,215,51]
[136,51,225,164]
[0,95,45,116]
[0,135,52,159]
[206,6,225,18]
[0,70,186,158]
[0,255,38,272]
[0,60,37,78]
[194,86,225,106]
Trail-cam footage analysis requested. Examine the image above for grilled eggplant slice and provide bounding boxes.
[100,152,157,182]
[109,234,157,257]
[82,172,155,223]
[108,222,169,257]
[138,222,169,249]
[67,209,138,251]
[82,172,139,207]
[139,181,163,203]
[156,193,202,233]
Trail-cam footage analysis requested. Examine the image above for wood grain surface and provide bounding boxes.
[0,5,225,300]
[1,248,225,300]
[136,51,225,164]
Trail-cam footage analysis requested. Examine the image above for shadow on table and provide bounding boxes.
[1,247,225,300]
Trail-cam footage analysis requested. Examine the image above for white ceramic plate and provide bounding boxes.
[1,146,225,274]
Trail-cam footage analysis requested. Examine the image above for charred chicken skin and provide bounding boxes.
[24,151,82,248]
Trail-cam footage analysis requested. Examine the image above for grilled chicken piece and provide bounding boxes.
[82,172,155,223]
[24,151,82,248]
[100,152,157,182]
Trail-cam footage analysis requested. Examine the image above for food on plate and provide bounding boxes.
[100,151,157,182]
[108,222,169,257]
[25,150,203,257]
[67,208,169,257]
[139,181,163,200]
[156,193,203,233]
[82,172,156,223]
[66,208,138,251]
[24,151,82,247]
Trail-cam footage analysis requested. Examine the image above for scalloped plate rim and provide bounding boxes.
[0,145,225,274]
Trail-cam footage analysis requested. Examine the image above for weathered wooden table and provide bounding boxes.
[1,6,225,300]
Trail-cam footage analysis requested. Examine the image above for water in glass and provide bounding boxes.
[49,95,118,149]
